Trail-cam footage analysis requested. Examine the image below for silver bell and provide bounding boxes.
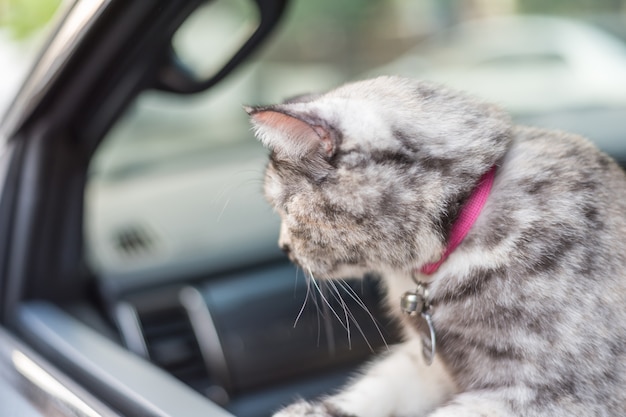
[401,291,424,315]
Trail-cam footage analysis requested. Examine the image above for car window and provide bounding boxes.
[0,0,66,120]
[85,0,626,284]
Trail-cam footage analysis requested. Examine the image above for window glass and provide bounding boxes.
[86,0,626,282]
[172,0,259,79]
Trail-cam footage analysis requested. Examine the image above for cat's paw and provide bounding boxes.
[274,401,354,417]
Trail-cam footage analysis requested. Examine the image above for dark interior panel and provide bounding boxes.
[106,261,398,417]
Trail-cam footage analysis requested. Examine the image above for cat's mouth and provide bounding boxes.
[280,243,303,269]
[286,253,334,279]
[280,238,370,279]
[286,253,302,269]
[295,257,371,281]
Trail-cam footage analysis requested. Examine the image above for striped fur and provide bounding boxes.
[248,76,626,416]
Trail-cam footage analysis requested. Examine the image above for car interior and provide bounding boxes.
[2,1,626,417]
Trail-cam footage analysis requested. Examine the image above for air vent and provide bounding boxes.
[113,224,156,256]
[115,290,213,396]
[140,305,211,393]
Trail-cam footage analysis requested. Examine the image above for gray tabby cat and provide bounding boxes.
[246,76,626,416]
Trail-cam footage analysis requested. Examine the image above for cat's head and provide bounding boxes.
[247,76,512,279]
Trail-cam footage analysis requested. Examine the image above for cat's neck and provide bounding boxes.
[419,165,497,275]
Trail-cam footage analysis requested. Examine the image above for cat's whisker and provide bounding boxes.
[307,271,348,356]
[211,173,264,221]
[334,281,379,352]
[326,279,352,350]
[293,269,312,328]
[294,266,301,295]
[333,280,382,353]
[329,279,378,353]
[309,273,349,332]
[338,279,389,350]
[305,270,329,347]
[320,282,337,356]
[216,196,232,223]
[307,275,324,347]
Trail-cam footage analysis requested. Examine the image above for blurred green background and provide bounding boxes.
[0,0,61,39]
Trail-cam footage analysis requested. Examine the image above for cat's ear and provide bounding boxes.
[245,106,335,160]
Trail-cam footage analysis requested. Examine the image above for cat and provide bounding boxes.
[246,76,626,416]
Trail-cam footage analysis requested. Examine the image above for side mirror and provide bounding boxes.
[156,0,288,94]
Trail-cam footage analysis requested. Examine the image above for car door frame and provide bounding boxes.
[0,0,288,415]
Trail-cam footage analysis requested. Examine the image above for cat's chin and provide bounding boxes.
[304,262,372,281]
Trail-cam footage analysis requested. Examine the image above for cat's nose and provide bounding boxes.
[280,243,291,256]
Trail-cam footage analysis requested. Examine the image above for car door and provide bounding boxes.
[0,1,295,416]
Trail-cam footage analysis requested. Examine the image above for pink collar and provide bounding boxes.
[420,166,497,275]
